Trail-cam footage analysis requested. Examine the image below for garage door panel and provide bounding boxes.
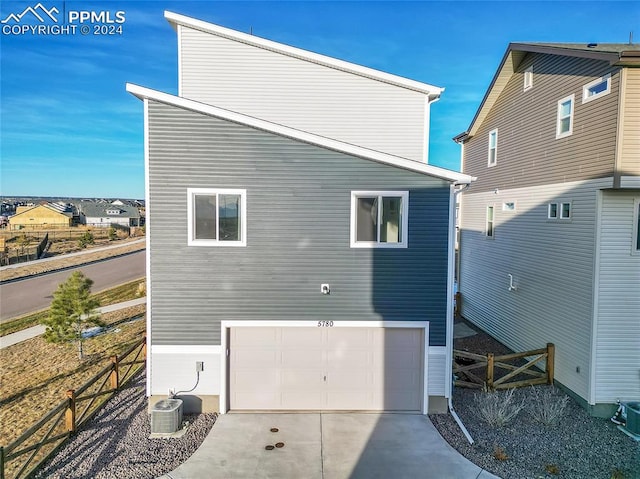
[229,327,424,412]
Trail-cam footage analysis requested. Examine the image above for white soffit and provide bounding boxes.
[164,10,444,99]
[126,83,474,185]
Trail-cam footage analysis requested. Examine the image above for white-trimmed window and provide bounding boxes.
[582,74,611,103]
[488,129,498,167]
[486,205,495,238]
[556,94,574,139]
[524,65,533,91]
[350,191,408,248]
[187,188,247,246]
[633,199,640,254]
[502,202,516,212]
[548,202,571,220]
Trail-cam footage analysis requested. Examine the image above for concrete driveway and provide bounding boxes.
[158,413,500,479]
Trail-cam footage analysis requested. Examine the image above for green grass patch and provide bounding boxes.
[1,279,145,337]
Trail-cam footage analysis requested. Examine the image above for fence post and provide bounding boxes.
[1,445,5,479]
[546,343,555,384]
[142,336,147,359]
[454,292,461,317]
[65,389,76,433]
[486,353,494,390]
[110,355,120,390]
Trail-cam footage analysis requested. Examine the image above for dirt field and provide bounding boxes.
[0,306,146,446]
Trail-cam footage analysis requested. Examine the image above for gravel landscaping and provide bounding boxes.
[32,321,639,479]
[430,320,640,479]
[34,371,217,479]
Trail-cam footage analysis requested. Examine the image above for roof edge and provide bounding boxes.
[163,10,444,99]
[126,83,472,184]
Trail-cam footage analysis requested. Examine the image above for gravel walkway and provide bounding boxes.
[34,370,216,479]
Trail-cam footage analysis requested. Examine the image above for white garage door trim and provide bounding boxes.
[220,320,429,414]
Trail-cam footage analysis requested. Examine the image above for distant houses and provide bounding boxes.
[8,203,73,229]
[77,201,142,228]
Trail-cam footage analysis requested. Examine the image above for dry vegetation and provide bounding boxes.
[0,306,145,447]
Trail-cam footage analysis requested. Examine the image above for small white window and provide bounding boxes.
[350,191,408,248]
[486,206,495,238]
[548,203,558,219]
[560,202,572,219]
[502,202,516,212]
[488,129,498,167]
[556,94,574,139]
[187,188,247,246]
[524,65,533,91]
[582,74,611,103]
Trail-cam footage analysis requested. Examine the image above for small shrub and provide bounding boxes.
[78,231,95,249]
[545,464,560,475]
[473,387,525,427]
[493,446,509,461]
[529,386,569,426]
[108,227,117,241]
[610,469,627,479]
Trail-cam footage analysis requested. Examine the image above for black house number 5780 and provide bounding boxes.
[317,321,334,327]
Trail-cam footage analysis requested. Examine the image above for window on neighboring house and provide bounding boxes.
[351,191,408,248]
[560,202,572,219]
[486,206,494,238]
[524,65,533,91]
[502,202,516,212]
[548,203,558,219]
[548,202,571,220]
[187,188,246,246]
[556,94,574,139]
[582,74,611,103]
[488,129,498,167]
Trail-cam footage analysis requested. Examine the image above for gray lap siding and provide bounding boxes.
[147,100,450,347]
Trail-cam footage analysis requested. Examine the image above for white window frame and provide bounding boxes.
[502,202,516,212]
[187,187,247,247]
[486,205,495,238]
[582,74,611,104]
[556,94,575,139]
[633,198,640,255]
[548,203,558,219]
[560,202,572,219]
[524,65,533,91]
[350,191,409,249]
[488,129,498,167]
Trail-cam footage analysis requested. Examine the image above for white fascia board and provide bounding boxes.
[126,83,474,185]
[164,11,444,99]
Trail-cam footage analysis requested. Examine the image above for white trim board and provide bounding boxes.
[164,11,443,99]
[219,320,430,414]
[126,83,474,185]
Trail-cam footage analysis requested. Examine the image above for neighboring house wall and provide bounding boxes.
[618,68,640,181]
[464,53,619,192]
[593,191,640,403]
[177,24,430,162]
[83,216,132,227]
[9,205,72,229]
[459,178,609,400]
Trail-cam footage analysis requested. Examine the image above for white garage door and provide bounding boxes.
[229,326,424,411]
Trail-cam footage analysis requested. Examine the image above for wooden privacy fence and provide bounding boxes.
[453,343,554,390]
[0,336,146,479]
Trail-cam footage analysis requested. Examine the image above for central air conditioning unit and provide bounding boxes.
[624,402,640,436]
[151,398,183,434]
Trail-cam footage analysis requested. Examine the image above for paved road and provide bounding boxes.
[0,251,146,321]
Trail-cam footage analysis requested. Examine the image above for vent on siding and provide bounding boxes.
[151,399,183,434]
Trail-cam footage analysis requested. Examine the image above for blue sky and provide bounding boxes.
[1,1,638,199]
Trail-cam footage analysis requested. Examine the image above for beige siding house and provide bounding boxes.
[455,43,640,415]
[9,204,73,229]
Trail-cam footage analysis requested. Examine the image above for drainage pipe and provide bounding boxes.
[448,395,474,444]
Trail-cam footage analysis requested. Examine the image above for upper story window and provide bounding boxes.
[351,191,408,248]
[502,202,516,212]
[524,65,533,91]
[582,74,611,104]
[486,205,495,238]
[187,188,247,246]
[556,94,574,139]
[488,129,498,167]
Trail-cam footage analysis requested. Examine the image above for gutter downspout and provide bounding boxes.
[447,181,474,444]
